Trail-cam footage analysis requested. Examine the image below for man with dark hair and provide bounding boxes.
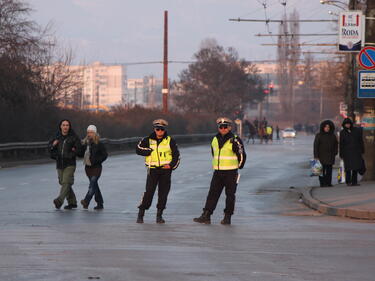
[49,120,82,210]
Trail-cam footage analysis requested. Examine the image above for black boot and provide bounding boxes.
[94,204,103,210]
[156,209,165,224]
[64,204,77,210]
[137,209,145,224]
[193,210,211,224]
[220,214,231,225]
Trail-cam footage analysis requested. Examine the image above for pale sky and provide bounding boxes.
[30,0,343,79]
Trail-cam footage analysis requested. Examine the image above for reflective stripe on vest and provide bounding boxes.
[211,136,239,170]
[145,136,172,168]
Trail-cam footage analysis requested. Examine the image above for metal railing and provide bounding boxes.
[0,133,213,160]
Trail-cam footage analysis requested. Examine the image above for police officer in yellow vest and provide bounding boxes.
[194,117,246,225]
[136,119,180,224]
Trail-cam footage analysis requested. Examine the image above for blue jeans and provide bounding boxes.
[84,176,103,206]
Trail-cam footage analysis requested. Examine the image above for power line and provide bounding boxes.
[291,51,345,55]
[255,33,337,36]
[229,18,336,22]
[261,43,337,46]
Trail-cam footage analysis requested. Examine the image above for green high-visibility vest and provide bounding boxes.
[145,136,172,168]
[211,136,239,170]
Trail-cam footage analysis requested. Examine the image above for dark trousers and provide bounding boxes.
[319,164,333,187]
[247,134,255,144]
[204,170,238,215]
[138,169,172,210]
[84,175,104,206]
[346,170,358,185]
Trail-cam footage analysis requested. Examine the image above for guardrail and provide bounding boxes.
[0,134,213,161]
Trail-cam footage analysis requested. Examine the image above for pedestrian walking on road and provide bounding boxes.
[193,117,246,225]
[49,120,82,210]
[258,125,266,144]
[313,120,338,187]
[244,120,256,144]
[276,125,280,140]
[339,118,365,186]
[135,119,180,224]
[265,125,273,144]
[80,125,108,210]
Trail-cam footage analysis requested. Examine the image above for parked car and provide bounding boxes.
[282,128,297,138]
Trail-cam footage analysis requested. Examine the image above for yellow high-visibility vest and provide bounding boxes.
[211,136,239,170]
[145,136,172,168]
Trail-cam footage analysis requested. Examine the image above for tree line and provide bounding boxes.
[0,1,265,143]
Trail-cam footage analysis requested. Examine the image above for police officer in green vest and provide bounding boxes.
[136,119,180,224]
[194,117,246,225]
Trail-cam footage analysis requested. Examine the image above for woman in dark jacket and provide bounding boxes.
[314,120,338,187]
[80,125,108,210]
[339,118,365,186]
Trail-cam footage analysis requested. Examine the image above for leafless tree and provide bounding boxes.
[276,9,301,118]
[175,40,264,116]
[0,0,81,108]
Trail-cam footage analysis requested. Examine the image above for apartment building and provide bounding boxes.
[82,62,127,110]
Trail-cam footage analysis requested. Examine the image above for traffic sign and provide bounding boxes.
[358,47,375,70]
[358,70,375,98]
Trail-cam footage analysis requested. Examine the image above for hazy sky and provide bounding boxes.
[30,0,342,78]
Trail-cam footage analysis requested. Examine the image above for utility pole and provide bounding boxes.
[362,0,375,180]
[162,10,169,114]
[96,85,99,113]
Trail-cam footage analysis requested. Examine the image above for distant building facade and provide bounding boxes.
[81,62,127,110]
[125,76,163,108]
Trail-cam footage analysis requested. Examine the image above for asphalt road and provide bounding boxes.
[0,136,374,281]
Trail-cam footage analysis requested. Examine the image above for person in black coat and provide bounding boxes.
[135,119,180,224]
[314,120,338,187]
[80,125,108,210]
[339,118,365,186]
[48,119,82,210]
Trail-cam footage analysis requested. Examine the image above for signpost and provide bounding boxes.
[338,11,365,52]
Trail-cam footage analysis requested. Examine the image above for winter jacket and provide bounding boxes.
[136,132,180,170]
[211,132,246,169]
[48,129,82,170]
[313,120,338,165]
[339,118,364,171]
[81,141,108,168]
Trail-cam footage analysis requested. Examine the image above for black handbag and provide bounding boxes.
[359,158,366,176]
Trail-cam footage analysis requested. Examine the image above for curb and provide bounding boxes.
[300,187,375,220]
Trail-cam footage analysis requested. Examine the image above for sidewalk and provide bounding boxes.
[300,182,375,220]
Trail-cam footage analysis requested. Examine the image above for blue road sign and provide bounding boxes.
[358,47,375,70]
[358,70,375,98]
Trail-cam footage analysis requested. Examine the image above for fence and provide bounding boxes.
[0,134,213,161]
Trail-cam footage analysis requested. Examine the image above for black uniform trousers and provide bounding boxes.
[319,164,333,187]
[204,170,238,215]
[138,168,172,210]
[346,170,358,185]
